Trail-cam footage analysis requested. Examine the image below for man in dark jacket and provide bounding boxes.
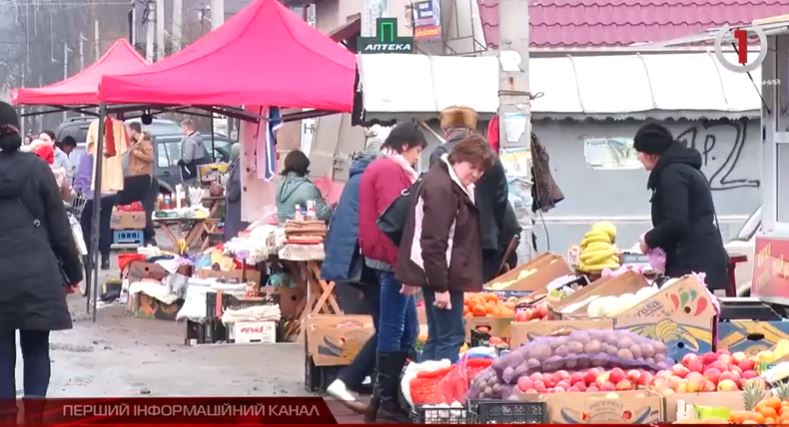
[429,106,512,281]
[634,123,729,291]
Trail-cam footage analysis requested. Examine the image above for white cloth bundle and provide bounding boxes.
[221,304,281,324]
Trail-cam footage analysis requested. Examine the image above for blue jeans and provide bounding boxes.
[0,330,51,399]
[375,270,418,353]
[421,289,465,363]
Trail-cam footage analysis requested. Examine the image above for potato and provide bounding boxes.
[530,343,552,362]
[565,358,578,369]
[605,344,618,355]
[590,353,607,366]
[640,343,656,358]
[653,341,667,354]
[619,337,634,349]
[577,358,591,369]
[502,366,515,383]
[555,344,569,357]
[617,348,634,361]
[567,341,584,354]
[629,344,643,358]
[526,358,541,370]
[654,353,666,362]
[583,339,602,354]
[569,330,591,344]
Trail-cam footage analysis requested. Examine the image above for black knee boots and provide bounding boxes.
[364,351,410,423]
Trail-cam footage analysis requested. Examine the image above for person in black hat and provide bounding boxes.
[0,102,83,402]
[634,123,728,291]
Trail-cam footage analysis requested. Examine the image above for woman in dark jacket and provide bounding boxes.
[321,140,383,413]
[0,102,83,400]
[634,123,728,290]
[224,144,248,241]
[397,135,495,363]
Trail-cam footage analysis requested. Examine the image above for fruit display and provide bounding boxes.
[577,222,621,273]
[464,293,516,318]
[755,339,789,368]
[514,367,655,394]
[652,351,760,394]
[585,286,660,318]
[514,301,549,322]
[729,380,787,424]
[468,329,672,400]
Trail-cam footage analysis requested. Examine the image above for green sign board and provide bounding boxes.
[358,18,414,54]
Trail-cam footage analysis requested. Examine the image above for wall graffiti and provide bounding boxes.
[675,119,760,191]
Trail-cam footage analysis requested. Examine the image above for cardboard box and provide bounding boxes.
[614,275,717,361]
[125,262,168,282]
[485,253,572,293]
[111,210,146,230]
[196,268,262,286]
[551,271,648,319]
[718,320,789,356]
[519,390,663,424]
[510,319,614,348]
[230,321,277,344]
[260,286,306,320]
[304,315,375,366]
[664,391,743,422]
[128,292,183,321]
[465,316,514,342]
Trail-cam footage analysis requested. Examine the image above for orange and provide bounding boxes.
[767,397,783,410]
[760,407,777,420]
[755,412,766,423]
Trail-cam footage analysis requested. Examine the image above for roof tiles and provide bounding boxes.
[478,0,789,48]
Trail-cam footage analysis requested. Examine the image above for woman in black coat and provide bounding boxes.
[634,123,728,291]
[0,102,83,400]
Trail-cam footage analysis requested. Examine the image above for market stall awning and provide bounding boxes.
[357,52,760,122]
[12,39,148,106]
[98,0,355,112]
[357,54,500,122]
[530,52,760,120]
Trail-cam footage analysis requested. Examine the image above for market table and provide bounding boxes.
[154,216,219,253]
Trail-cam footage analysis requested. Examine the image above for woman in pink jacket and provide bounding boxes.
[358,122,426,422]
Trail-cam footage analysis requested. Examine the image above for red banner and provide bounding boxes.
[0,397,336,425]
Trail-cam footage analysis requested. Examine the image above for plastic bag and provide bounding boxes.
[436,356,493,404]
[648,248,666,274]
[410,366,454,405]
[490,329,671,385]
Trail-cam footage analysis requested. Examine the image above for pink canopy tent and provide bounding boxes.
[13,39,148,106]
[99,0,356,112]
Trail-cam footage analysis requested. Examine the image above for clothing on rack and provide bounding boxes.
[87,118,129,194]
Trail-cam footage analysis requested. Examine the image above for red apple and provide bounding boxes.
[732,351,748,363]
[626,369,641,382]
[686,372,705,393]
[600,381,616,391]
[703,380,716,392]
[702,367,721,384]
[575,382,587,392]
[517,376,534,392]
[568,385,580,392]
[718,354,733,367]
[672,364,690,379]
[584,370,597,385]
[616,379,633,391]
[544,376,556,388]
[537,304,549,318]
[717,379,738,391]
[530,372,544,381]
[533,379,547,393]
[742,370,758,380]
[738,359,756,371]
[709,361,728,372]
[570,372,585,385]
[553,386,566,393]
[718,372,740,387]
[523,388,538,394]
[730,365,743,376]
[638,372,654,387]
[609,367,626,384]
[557,380,571,390]
[587,385,599,392]
[701,352,719,366]
[687,358,704,373]
[556,370,571,380]
[682,353,699,368]
[596,372,611,387]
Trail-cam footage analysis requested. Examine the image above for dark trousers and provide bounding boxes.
[80,195,117,259]
[118,175,157,242]
[0,330,51,399]
[421,289,465,363]
[337,281,380,391]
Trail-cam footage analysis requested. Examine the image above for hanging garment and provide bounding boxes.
[487,115,500,153]
[87,118,129,194]
[530,132,564,212]
[255,106,282,181]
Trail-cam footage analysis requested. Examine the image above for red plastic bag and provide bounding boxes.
[410,366,453,405]
[437,357,493,404]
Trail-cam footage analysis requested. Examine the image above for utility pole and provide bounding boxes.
[156,0,165,59]
[497,0,532,259]
[79,33,86,70]
[172,0,182,52]
[145,1,155,61]
[210,0,225,29]
[63,43,71,122]
[95,19,101,61]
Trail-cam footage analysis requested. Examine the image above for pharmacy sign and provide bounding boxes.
[358,18,414,54]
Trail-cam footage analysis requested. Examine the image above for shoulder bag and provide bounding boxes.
[376,176,423,246]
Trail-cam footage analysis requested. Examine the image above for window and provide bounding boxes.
[583,137,641,170]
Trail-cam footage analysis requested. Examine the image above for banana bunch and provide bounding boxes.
[577,222,620,272]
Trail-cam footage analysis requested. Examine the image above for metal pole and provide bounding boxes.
[210,0,225,29]
[63,43,69,122]
[94,19,100,61]
[210,115,216,159]
[498,0,532,257]
[172,0,182,51]
[145,1,155,61]
[156,0,165,59]
[89,105,107,322]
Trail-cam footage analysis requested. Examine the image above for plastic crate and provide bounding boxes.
[411,406,469,424]
[113,230,144,245]
[471,400,547,424]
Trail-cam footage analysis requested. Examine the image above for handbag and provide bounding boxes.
[376,176,422,246]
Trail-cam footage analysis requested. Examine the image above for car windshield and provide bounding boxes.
[155,135,231,167]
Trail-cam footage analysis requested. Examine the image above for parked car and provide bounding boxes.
[725,208,761,296]
[54,117,233,193]
[153,133,233,188]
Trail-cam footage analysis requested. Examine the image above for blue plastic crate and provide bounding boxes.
[113,230,144,245]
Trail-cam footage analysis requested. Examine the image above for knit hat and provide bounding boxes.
[33,144,55,165]
[440,106,477,131]
[634,123,674,155]
[0,101,21,152]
